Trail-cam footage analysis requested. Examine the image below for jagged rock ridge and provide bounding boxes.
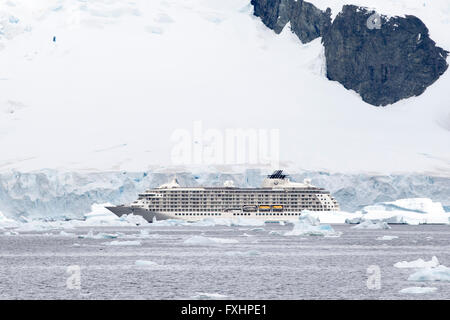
[323,5,449,106]
[251,1,449,106]
[251,0,331,43]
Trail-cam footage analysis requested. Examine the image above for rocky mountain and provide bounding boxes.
[251,0,331,43]
[251,0,449,106]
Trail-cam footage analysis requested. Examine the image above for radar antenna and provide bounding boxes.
[267,170,287,179]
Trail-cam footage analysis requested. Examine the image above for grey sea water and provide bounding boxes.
[0,224,449,300]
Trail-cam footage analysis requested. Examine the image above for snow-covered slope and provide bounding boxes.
[0,0,449,175]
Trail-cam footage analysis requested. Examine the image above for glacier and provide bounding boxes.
[0,0,449,225]
[0,169,449,221]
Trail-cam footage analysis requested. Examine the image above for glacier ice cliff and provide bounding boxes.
[0,169,448,220]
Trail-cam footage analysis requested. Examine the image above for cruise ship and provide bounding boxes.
[106,170,340,222]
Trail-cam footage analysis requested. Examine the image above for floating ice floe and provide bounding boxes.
[3,231,19,236]
[193,292,228,300]
[135,260,159,267]
[120,230,160,239]
[269,230,282,236]
[11,220,70,233]
[225,250,260,256]
[345,217,363,224]
[303,210,361,224]
[80,203,149,226]
[351,220,391,230]
[231,218,266,227]
[78,230,119,239]
[394,256,440,269]
[376,235,399,241]
[0,203,150,233]
[408,265,450,282]
[360,198,450,225]
[0,211,20,229]
[59,231,75,237]
[399,287,437,294]
[151,217,266,227]
[184,235,238,245]
[103,240,142,246]
[284,215,340,237]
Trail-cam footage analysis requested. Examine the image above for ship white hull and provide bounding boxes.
[106,171,340,223]
[106,206,337,223]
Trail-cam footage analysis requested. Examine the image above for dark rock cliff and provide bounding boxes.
[251,0,331,43]
[251,1,449,106]
[322,5,449,106]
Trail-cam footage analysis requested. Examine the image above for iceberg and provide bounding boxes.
[81,203,149,226]
[3,231,19,236]
[284,215,340,237]
[394,256,440,269]
[0,203,151,233]
[103,240,142,246]
[78,230,119,239]
[225,250,260,256]
[351,220,391,230]
[0,211,19,229]
[408,265,450,282]
[12,220,69,233]
[117,230,160,239]
[183,235,238,245]
[345,217,363,224]
[399,287,437,294]
[133,229,158,239]
[361,198,449,225]
[193,292,228,300]
[303,210,361,224]
[376,235,398,241]
[230,218,266,227]
[59,231,75,237]
[383,198,445,214]
[135,260,159,267]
